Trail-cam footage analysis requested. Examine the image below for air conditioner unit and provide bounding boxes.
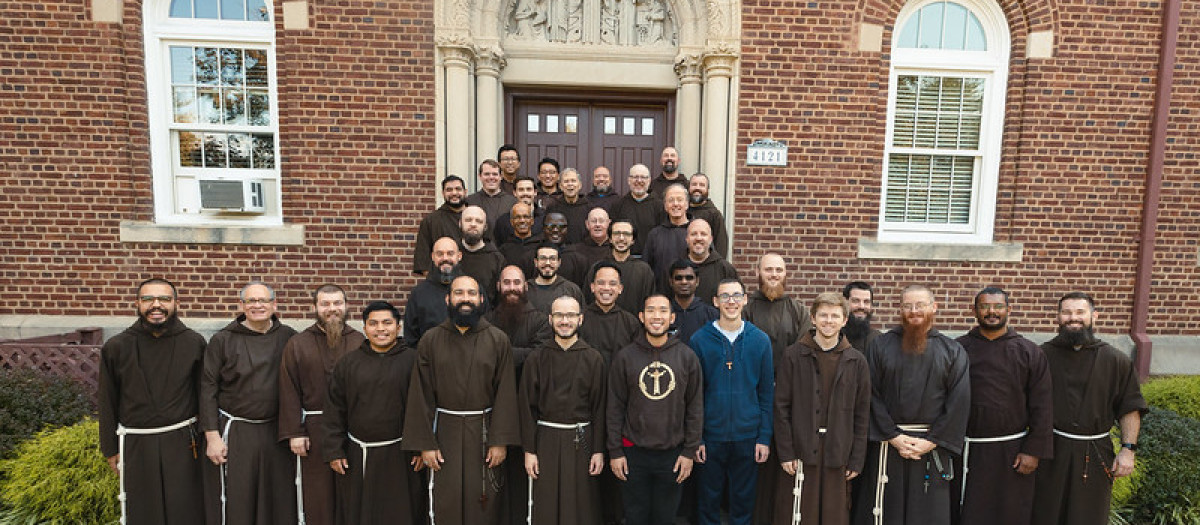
[198,179,266,213]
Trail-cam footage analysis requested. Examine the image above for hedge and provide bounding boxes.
[0,419,118,524]
[0,367,92,458]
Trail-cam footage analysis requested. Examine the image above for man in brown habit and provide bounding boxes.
[578,261,642,366]
[485,264,553,525]
[100,278,207,525]
[951,287,1052,525]
[323,301,423,525]
[404,275,521,525]
[278,284,365,525]
[1032,292,1147,525]
[201,282,298,525]
[520,296,607,525]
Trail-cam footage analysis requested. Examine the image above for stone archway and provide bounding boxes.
[431,0,741,217]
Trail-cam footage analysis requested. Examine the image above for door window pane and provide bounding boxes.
[527,114,540,133]
[641,118,654,136]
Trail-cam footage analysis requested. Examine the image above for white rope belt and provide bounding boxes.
[218,410,273,525]
[429,407,494,525]
[296,410,323,525]
[960,429,1029,505]
[536,420,590,430]
[116,417,197,525]
[348,433,403,479]
[1053,428,1110,441]
[874,424,930,525]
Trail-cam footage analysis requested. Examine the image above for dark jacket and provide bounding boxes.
[688,320,774,445]
[774,331,870,471]
[403,270,457,347]
[687,200,728,258]
[412,203,462,274]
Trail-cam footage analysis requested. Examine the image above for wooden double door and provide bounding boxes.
[507,91,674,195]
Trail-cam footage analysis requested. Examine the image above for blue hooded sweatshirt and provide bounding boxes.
[689,320,773,444]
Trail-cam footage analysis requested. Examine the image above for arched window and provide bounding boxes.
[144,0,280,224]
[878,0,1009,244]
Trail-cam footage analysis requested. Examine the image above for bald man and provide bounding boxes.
[459,205,506,303]
[404,237,463,346]
[610,164,665,256]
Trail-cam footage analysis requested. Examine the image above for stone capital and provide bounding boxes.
[702,49,738,79]
[473,45,507,76]
[674,54,703,82]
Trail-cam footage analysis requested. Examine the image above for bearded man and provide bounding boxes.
[278,284,366,525]
[851,285,969,525]
[586,165,621,212]
[403,236,463,346]
[649,146,688,196]
[99,278,207,525]
[403,276,521,525]
[1032,292,1146,525]
[842,281,882,352]
[485,265,553,525]
[414,176,467,275]
[459,205,506,303]
[685,173,727,258]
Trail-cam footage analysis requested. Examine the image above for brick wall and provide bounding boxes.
[735,0,1199,336]
[1,0,1197,337]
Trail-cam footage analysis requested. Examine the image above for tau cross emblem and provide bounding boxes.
[638,360,677,400]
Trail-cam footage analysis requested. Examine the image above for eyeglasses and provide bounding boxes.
[242,298,273,305]
[629,175,650,180]
[611,231,633,237]
[550,312,581,320]
[900,302,932,312]
[138,295,174,304]
[717,293,746,303]
[672,274,696,281]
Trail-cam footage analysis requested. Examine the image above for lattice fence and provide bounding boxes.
[0,344,102,404]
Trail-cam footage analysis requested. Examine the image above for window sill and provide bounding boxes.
[120,221,305,246]
[857,238,1023,262]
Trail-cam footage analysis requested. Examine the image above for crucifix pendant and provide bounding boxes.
[726,361,732,370]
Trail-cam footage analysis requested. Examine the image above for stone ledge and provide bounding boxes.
[857,238,1023,262]
[120,221,305,246]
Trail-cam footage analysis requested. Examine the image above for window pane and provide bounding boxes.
[173,87,197,123]
[247,0,269,21]
[223,89,246,125]
[917,2,944,49]
[245,49,269,87]
[247,90,270,126]
[943,2,968,50]
[897,1,988,51]
[178,131,203,166]
[252,134,275,168]
[893,75,984,150]
[220,48,243,86]
[220,0,244,20]
[228,133,251,168]
[885,153,974,224]
[169,0,192,18]
[170,46,194,83]
[195,47,219,85]
[203,133,227,167]
[194,0,218,19]
[197,88,222,124]
[966,12,986,51]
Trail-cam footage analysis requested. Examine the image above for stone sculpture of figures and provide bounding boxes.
[636,0,666,45]
[513,0,547,39]
[600,0,620,44]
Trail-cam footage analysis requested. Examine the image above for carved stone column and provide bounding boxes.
[440,43,474,179]
[475,46,506,166]
[674,54,703,175]
[701,50,737,190]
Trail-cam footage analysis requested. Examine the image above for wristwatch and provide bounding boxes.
[1120,442,1139,452]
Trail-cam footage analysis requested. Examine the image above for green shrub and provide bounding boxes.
[1141,375,1200,421]
[0,419,118,524]
[0,367,92,458]
[1127,408,1200,525]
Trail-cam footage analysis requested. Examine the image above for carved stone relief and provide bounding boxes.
[508,0,676,46]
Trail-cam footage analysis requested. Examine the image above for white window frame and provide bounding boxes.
[144,0,282,226]
[878,0,1010,244]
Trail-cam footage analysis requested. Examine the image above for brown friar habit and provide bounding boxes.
[578,302,642,366]
[465,190,518,237]
[572,237,613,273]
[773,331,870,525]
[278,323,366,525]
[691,252,739,306]
[743,290,812,525]
[498,233,544,280]
[953,327,1053,525]
[609,193,665,256]
[844,327,882,360]
[99,316,207,525]
[526,276,585,314]
[582,256,656,316]
[687,201,728,258]
[402,318,521,525]
[484,299,552,525]
[546,195,593,244]
[200,315,299,525]
[1032,334,1147,525]
[322,339,423,525]
[459,241,507,304]
[851,328,970,525]
[642,221,689,293]
[413,203,463,274]
[649,173,689,197]
[519,338,607,525]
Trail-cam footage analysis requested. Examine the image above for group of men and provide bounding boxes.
[97,145,1145,525]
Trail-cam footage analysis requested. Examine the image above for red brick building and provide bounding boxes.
[1,0,1196,375]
